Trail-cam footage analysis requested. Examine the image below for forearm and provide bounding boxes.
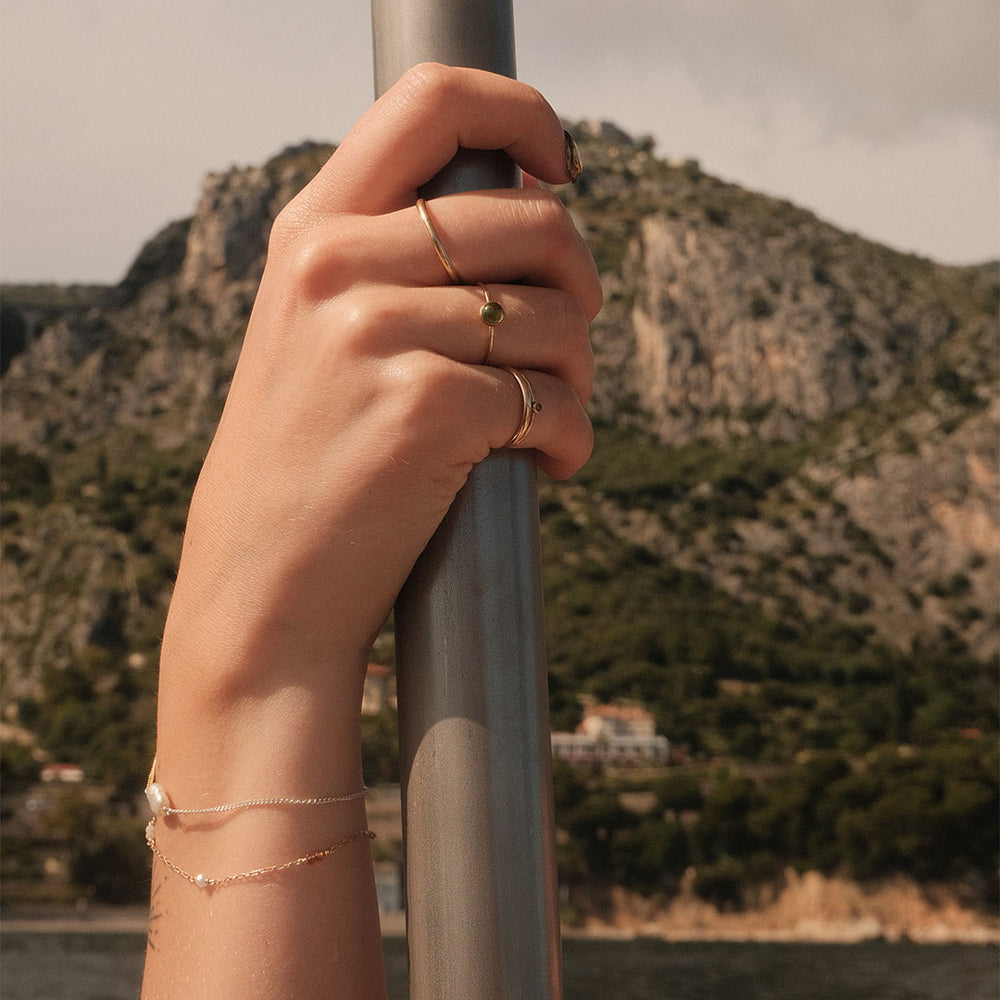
[139,63,600,998]
[141,629,385,1000]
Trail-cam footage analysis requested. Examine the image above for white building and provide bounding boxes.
[551,703,669,764]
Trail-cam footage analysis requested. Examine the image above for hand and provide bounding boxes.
[144,63,600,1000]
[160,64,601,718]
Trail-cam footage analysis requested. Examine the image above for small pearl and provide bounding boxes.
[145,821,155,843]
[194,873,209,889]
[145,782,170,816]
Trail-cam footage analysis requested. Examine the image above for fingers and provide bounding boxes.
[300,64,575,215]
[405,190,603,321]
[398,357,593,482]
[488,366,593,480]
[280,189,602,323]
[256,63,601,483]
[334,283,594,405]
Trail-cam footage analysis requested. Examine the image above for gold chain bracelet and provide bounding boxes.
[144,756,368,818]
[146,824,375,890]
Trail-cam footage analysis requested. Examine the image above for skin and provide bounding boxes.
[141,63,602,1000]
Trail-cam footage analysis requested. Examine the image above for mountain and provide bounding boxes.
[1,126,996,914]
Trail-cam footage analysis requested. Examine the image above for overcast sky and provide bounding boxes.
[2,0,997,284]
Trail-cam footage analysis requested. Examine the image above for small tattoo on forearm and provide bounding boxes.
[146,878,162,951]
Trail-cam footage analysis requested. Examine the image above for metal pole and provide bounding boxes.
[370,3,563,998]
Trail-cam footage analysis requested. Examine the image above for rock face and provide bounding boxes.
[569,132,993,448]
[563,124,998,662]
[1,127,997,692]
[626,213,959,436]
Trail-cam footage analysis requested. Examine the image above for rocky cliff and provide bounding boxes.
[2,124,996,918]
[563,124,997,665]
[0,125,995,717]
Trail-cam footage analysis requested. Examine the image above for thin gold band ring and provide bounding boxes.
[416,197,463,284]
[500,367,542,449]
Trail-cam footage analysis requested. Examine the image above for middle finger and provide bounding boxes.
[330,283,594,405]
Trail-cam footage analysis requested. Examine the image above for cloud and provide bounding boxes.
[523,0,998,139]
[518,0,998,264]
[676,0,998,137]
[1,0,996,281]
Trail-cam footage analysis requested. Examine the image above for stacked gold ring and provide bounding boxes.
[500,367,542,449]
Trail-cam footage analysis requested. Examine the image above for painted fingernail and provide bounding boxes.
[564,129,583,183]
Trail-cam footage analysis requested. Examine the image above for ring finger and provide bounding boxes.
[472,363,594,481]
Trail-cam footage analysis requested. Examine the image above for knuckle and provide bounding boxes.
[520,82,551,120]
[336,293,395,356]
[284,240,336,300]
[266,202,305,259]
[550,407,594,480]
[586,274,605,321]
[554,295,594,400]
[269,224,359,302]
[390,353,460,423]
[399,62,461,116]
[561,295,592,350]
[382,357,491,464]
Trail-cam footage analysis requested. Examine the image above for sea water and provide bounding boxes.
[1,932,997,1000]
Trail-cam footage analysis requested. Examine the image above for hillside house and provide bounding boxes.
[551,702,669,764]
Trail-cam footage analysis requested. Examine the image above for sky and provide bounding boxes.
[2,0,997,285]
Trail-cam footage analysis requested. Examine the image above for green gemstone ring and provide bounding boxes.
[480,299,505,326]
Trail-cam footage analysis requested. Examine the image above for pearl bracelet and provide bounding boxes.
[143,756,373,889]
[143,756,368,817]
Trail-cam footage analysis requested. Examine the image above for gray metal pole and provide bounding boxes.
[370,2,563,998]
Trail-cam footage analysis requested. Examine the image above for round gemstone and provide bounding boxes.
[481,301,505,326]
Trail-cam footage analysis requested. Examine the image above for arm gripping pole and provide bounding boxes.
[370,2,563,998]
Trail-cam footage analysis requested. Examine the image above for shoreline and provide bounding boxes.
[2,906,997,946]
[561,873,1000,947]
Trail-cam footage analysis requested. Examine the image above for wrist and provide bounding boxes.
[155,600,371,809]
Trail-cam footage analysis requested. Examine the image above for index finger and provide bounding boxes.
[298,64,575,216]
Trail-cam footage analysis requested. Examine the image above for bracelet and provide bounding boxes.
[145,824,376,890]
[143,756,374,890]
[144,756,369,817]
[146,821,375,889]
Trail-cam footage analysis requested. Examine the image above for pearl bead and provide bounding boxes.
[194,873,209,889]
[144,821,155,843]
[145,782,171,816]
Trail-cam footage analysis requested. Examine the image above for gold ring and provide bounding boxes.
[478,284,504,364]
[416,197,463,284]
[499,367,542,449]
